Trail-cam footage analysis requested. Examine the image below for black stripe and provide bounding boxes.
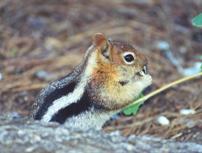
[34,79,77,120]
[50,90,92,124]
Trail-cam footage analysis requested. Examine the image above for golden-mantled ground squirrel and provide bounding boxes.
[33,33,152,129]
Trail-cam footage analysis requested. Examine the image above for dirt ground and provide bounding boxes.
[0,0,202,144]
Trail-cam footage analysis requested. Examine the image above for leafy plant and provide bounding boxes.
[201,65,202,72]
[192,13,202,72]
[123,93,144,116]
[192,13,202,28]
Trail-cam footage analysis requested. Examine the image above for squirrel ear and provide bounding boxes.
[93,33,107,47]
[93,33,110,59]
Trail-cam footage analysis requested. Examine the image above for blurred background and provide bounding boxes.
[0,0,202,143]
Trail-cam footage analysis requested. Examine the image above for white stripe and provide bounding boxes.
[41,46,97,122]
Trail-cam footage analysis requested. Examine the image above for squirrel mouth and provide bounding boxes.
[119,66,148,86]
[136,65,147,77]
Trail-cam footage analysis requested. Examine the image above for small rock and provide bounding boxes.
[156,116,170,126]
[185,120,196,128]
[180,109,196,115]
[156,41,170,51]
[0,131,8,141]
[26,146,35,152]
[122,143,134,151]
[45,37,62,50]
[34,70,56,81]
[17,130,25,136]
[109,131,120,137]
[32,135,41,142]
[180,62,202,76]
[10,112,22,120]
[0,72,3,80]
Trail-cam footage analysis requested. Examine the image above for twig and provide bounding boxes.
[124,72,202,109]
[12,83,47,92]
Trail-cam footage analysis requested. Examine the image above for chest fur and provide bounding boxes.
[64,109,118,130]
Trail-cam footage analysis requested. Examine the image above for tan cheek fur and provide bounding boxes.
[91,59,138,110]
[103,74,151,110]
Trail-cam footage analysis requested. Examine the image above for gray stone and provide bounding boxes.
[0,115,202,153]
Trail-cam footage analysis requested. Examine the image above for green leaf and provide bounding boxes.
[122,93,144,116]
[200,64,202,72]
[192,13,202,28]
[195,55,202,60]
[122,102,142,116]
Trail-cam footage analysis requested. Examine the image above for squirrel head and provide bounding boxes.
[88,33,152,110]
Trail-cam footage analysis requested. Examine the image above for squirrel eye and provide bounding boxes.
[122,52,135,64]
